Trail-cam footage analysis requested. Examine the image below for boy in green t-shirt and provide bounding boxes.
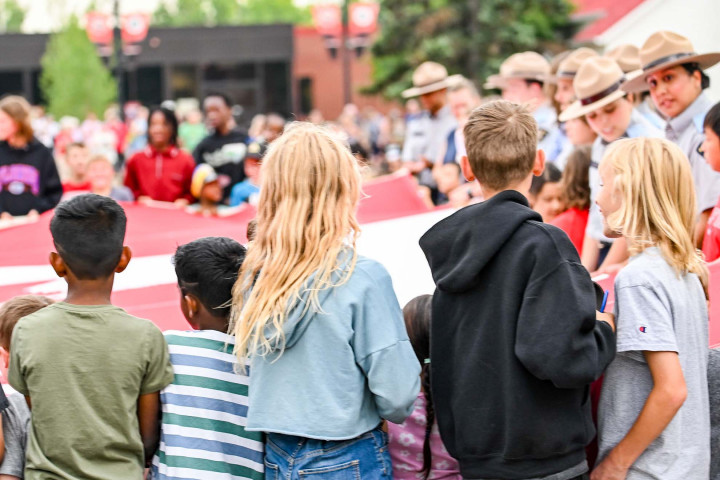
[8,194,174,480]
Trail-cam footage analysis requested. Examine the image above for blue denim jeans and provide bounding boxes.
[264,427,392,480]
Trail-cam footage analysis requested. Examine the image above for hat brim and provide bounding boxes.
[559,88,626,122]
[621,52,720,93]
[401,74,464,98]
[483,73,549,90]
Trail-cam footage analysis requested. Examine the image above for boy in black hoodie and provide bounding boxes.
[419,100,616,480]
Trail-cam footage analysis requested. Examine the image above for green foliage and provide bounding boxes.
[366,0,582,98]
[39,18,117,118]
[152,0,310,27]
[0,0,26,32]
[239,0,312,25]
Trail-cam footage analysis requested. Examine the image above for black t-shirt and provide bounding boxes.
[193,129,249,201]
[0,139,63,216]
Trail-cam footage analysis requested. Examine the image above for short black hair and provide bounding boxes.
[530,162,562,196]
[173,237,246,319]
[50,194,127,280]
[148,107,179,146]
[681,62,711,90]
[704,101,720,137]
[203,92,233,108]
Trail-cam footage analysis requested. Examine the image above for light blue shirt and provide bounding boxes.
[665,92,720,213]
[245,255,421,440]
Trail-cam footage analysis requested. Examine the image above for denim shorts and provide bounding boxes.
[264,426,392,480]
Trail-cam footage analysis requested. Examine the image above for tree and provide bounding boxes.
[40,17,117,119]
[366,0,582,98]
[152,0,310,27]
[239,0,311,25]
[0,0,26,33]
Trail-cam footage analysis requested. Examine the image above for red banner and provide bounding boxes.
[122,13,150,44]
[85,12,112,45]
[312,5,342,37]
[349,2,379,36]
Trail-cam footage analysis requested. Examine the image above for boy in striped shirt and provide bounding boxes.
[151,237,264,480]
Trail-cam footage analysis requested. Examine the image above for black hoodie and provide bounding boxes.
[0,139,62,216]
[419,190,615,480]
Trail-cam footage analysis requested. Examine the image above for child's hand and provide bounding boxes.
[597,311,615,332]
[591,452,628,480]
[173,198,190,208]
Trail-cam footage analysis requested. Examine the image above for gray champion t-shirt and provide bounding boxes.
[598,247,710,478]
[1,392,31,478]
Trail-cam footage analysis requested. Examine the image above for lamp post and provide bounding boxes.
[341,0,352,105]
[113,0,124,120]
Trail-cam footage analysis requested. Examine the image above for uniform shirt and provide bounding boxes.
[664,92,720,214]
[586,110,662,242]
[534,102,565,164]
[401,106,457,165]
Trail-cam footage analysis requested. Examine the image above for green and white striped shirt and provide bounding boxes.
[151,330,264,480]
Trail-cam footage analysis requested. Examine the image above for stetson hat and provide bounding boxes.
[482,52,550,89]
[553,47,598,81]
[622,31,720,93]
[559,57,627,122]
[605,44,641,74]
[401,62,463,98]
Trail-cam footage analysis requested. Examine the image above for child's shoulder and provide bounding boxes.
[615,248,676,290]
[163,329,235,352]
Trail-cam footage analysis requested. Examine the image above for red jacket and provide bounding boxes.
[124,146,195,203]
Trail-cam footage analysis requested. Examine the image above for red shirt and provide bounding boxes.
[550,207,589,255]
[62,181,91,192]
[703,200,720,262]
[124,146,195,203]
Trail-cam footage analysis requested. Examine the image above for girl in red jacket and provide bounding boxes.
[124,107,195,205]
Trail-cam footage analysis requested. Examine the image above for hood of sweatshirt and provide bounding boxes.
[419,190,541,293]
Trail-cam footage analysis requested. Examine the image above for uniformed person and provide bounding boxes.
[484,52,563,164]
[559,56,662,271]
[606,44,665,129]
[623,30,720,246]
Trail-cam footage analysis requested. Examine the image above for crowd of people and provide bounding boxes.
[0,28,720,480]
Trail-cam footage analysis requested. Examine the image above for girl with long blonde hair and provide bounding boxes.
[592,137,710,479]
[231,122,420,479]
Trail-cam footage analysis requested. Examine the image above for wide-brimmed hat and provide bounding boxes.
[552,47,598,82]
[483,52,550,89]
[559,57,627,122]
[622,31,720,93]
[401,62,463,98]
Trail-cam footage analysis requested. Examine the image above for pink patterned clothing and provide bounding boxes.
[388,392,462,480]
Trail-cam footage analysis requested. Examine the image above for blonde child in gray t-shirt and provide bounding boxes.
[592,137,710,479]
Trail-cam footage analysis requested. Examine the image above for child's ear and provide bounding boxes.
[115,246,133,273]
[460,155,476,182]
[184,294,200,318]
[0,347,8,369]
[532,149,546,177]
[49,252,67,277]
